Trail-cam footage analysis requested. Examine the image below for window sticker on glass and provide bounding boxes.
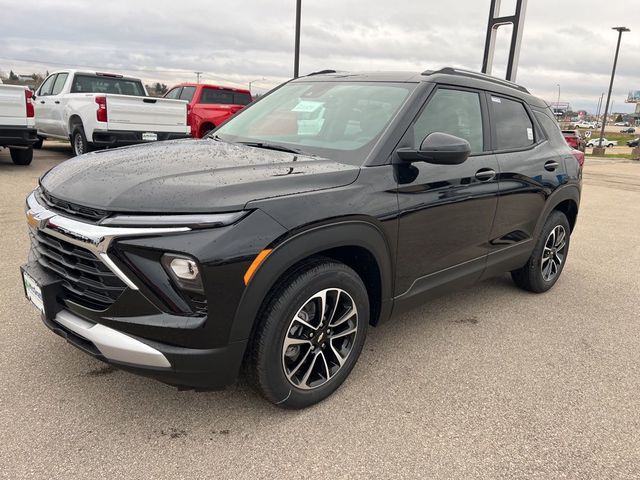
[527,128,534,140]
[292,100,324,113]
[491,96,502,103]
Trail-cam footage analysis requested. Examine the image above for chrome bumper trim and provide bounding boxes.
[26,192,190,290]
[54,310,171,368]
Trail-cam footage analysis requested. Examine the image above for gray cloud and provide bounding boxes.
[0,0,638,111]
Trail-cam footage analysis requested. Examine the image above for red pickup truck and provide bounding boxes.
[165,83,252,138]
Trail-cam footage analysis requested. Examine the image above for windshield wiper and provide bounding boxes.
[238,141,312,156]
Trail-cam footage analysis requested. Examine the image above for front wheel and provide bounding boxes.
[511,210,571,293]
[10,148,33,165]
[248,259,369,408]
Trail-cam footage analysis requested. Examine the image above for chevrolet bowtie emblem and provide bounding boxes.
[26,210,55,229]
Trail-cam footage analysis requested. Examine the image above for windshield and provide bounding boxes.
[214,81,414,164]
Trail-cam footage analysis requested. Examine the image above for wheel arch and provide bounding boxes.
[68,114,83,135]
[230,220,395,343]
[534,185,580,237]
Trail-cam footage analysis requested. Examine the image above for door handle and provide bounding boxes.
[544,160,559,171]
[54,100,60,104]
[40,100,45,104]
[475,168,496,181]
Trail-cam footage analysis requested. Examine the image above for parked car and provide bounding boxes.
[586,138,617,148]
[21,68,582,408]
[620,127,636,134]
[33,70,190,156]
[561,130,585,151]
[0,79,38,165]
[575,121,595,129]
[614,121,629,127]
[627,138,640,147]
[165,83,252,138]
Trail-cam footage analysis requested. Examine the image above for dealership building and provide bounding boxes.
[628,90,640,124]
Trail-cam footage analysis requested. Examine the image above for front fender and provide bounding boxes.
[229,219,395,342]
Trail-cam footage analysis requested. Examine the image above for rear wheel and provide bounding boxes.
[9,148,33,165]
[511,210,570,293]
[248,259,368,408]
[71,126,91,156]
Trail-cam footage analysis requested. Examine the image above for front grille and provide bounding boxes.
[38,190,109,223]
[30,230,126,311]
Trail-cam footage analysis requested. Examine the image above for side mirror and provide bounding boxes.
[396,132,471,165]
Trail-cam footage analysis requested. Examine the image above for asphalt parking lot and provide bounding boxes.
[1,143,639,479]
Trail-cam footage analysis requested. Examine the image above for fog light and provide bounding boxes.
[161,254,204,293]
[169,258,199,280]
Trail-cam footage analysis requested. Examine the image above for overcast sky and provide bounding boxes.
[0,0,638,113]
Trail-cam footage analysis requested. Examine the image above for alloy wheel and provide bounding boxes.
[282,288,358,390]
[74,133,84,156]
[541,225,567,282]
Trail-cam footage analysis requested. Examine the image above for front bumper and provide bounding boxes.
[91,130,190,147]
[0,126,38,148]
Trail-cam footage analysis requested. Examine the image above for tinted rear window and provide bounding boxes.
[490,96,535,150]
[70,75,146,96]
[200,88,251,105]
[179,86,196,102]
[538,112,570,148]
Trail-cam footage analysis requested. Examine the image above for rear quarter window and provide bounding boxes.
[538,111,570,148]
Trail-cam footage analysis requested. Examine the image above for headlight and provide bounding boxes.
[161,254,204,293]
[100,211,247,228]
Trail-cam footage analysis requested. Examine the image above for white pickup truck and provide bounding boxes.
[0,80,38,165]
[34,70,190,156]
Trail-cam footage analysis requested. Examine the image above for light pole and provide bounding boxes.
[595,27,630,152]
[195,71,202,84]
[248,78,265,94]
[556,84,561,120]
[595,92,604,125]
[293,0,302,78]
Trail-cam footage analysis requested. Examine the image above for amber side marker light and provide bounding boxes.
[244,249,272,285]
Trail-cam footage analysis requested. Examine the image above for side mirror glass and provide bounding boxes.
[396,132,471,165]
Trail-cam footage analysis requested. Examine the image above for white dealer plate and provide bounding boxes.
[23,271,44,314]
[142,132,158,141]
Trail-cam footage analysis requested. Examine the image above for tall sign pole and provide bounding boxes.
[481,0,528,82]
[595,27,630,150]
[294,0,302,78]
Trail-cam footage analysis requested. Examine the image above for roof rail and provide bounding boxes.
[306,69,337,76]
[422,67,530,94]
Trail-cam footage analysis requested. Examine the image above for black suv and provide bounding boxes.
[22,68,582,408]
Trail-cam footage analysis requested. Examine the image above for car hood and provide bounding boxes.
[40,139,361,212]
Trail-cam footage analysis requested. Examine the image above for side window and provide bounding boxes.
[490,96,535,150]
[200,88,234,105]
[51,73,68,96]
[413,88,484,154]
[534,111,567,148]
[179,86,196,102]
[38,74,57,96]
[165,87,181,99]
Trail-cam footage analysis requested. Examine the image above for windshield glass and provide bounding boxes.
[214,81,414,164]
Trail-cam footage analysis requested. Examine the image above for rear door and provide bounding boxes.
[394,86,500,299]
[485,94,567,273]
[47,72,69,136]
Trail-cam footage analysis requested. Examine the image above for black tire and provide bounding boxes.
[71,126,91,157]
[33,137,44,149]
[511,210,571,293]
[248,258,369,409]
[9,148,33,165]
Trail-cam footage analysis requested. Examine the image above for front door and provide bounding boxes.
[34,73,57,135]
[394,87,499,300]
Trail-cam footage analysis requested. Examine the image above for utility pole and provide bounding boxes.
[195,71,202,84]
[595,92,604,125]
[595,27,630,152]
[293,0,302,78]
